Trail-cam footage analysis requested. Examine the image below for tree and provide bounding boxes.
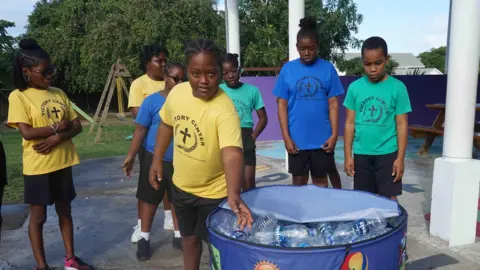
[25,0,362,94]
[240,0,363,68]
[0,20,15,89]
[26,0,225,94]
[418,46,446,73]
[336,56,399,75]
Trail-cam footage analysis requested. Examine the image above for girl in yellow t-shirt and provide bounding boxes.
[7,39,92,270]
[127,44,176,243]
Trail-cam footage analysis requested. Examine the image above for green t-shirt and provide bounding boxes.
[220,82,265,128]
[343,76,412,155]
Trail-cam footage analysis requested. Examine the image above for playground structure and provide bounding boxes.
[89,60,132,143]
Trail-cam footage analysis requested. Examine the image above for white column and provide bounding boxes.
[285,0,305,171]
[430,0,480,247]
[444,0,452,73]
[288,0,304,61]
[225,0,241,65]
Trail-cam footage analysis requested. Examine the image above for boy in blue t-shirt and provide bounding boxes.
[273,17,345,187]
[122,62,186,260]
[343,37,412,200]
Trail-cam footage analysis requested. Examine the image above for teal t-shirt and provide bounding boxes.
[343,76,412,155]
[220,82,265,128]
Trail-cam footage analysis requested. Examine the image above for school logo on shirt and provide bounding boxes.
[173,114,206,161]
[40,99,67,120]
[295,76,326,100]
[359,96,389,123]
[232,99,249,119]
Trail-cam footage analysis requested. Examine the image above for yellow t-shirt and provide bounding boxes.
[160,82,243,199]
[128,74,165,108]
[7,87,80,175]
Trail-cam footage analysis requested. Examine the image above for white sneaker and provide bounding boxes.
[131,224,142,243]
[163,217,174,230]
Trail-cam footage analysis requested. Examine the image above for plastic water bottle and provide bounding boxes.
[315,222,337,245]
[366,218,388,233]
[331,221,370,245]
[249,214,278,245]
[209,209,239,236]
[251,214,277,231]
[274,224,317,247]
[230,230,248,240]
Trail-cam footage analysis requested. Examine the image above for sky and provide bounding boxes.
[2,0,450,55]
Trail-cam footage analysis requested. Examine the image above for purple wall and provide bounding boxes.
[243,75,480,141]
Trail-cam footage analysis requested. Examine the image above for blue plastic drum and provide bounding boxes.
[207,185,408,270]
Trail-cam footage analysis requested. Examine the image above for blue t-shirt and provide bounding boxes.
[273,58,345,150]
[135,92,174,161]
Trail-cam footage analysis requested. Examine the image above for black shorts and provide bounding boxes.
[24,167,76,206]
[136,147,172,205]
[242,128,256,166]
[172,185,224,241]
[288,149,336,177]
[353,151,402,197]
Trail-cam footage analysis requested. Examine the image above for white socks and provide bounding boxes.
[140,232,150,241]
[174,230,181,238]
[164,210,172,221]
[137,219,141,227]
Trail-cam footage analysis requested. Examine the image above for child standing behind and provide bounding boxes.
[343,37,411,200]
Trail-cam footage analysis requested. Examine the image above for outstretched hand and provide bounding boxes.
[228,194,253,230]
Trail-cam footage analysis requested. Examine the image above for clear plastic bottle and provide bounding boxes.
[331,221,370,245]
[249,214,278,245]
[274,224,317,247]
[366,218,388,233]
[209,209,239,237]
[315,222,337,245]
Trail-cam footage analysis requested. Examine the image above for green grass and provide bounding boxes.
[1,124,134,203]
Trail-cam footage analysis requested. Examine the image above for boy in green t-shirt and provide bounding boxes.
[343,36,412,200]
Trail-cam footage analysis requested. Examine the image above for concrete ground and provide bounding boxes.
[1,140,480,269]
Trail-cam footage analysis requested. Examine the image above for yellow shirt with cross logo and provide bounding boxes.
[8,87,80,175]
[128,74,165,108]
[160,82,243,199]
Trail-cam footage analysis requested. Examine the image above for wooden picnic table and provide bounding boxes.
[409,103,480,155]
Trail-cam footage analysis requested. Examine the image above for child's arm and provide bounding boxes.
[16,120,71,141]
[343,83,356,176]
[253,108,268,140]
[150,122,173,190]
[393,83,412,182]
[344,109,356,176]
[122,124,148,177]
[32,118,82,155]
[324,96,339,152]
[394,114,408,181]
[277,98,298,153]
[273,67,297,154]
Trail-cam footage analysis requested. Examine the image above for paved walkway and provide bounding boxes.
[1,141,480,269]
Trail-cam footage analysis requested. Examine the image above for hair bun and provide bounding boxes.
[232,53,239,58]
[299,17,317,30]
[19,39,41,50]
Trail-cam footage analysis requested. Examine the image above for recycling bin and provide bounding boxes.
[207,185,408,270]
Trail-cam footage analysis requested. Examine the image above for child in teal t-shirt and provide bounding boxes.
[343,36,412,200]
[220,53,268,191]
